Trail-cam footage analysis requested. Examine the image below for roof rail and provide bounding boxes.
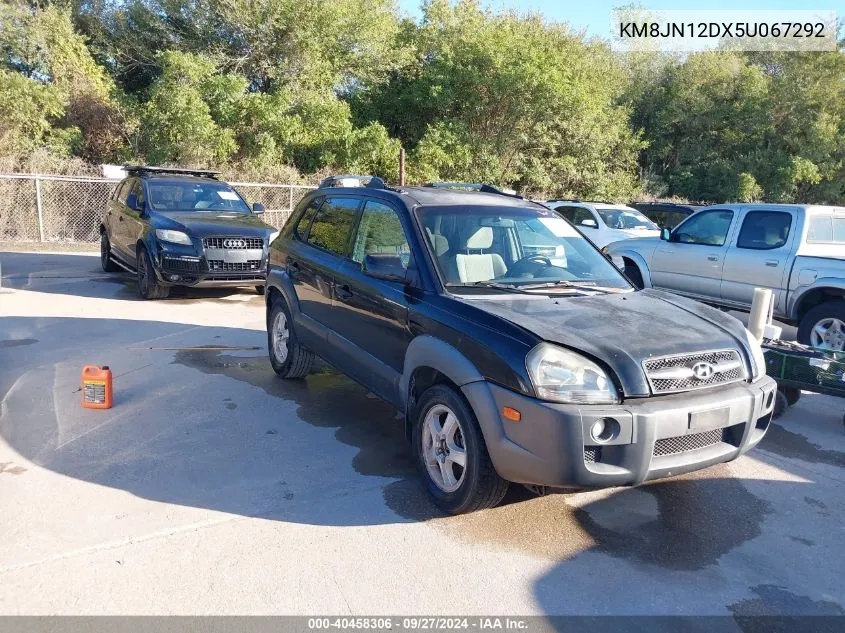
[318,175,387,190]
[423,182,523,199]
[546,198,581,203]
[123,165,220,179]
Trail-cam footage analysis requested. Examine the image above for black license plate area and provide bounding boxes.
[689,407,730,432]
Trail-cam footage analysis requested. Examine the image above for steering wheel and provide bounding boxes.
[508,255,553,277]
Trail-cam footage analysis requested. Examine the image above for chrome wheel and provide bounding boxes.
[421,404,467,493]
[272,310,290,364]
[810,317,845,351]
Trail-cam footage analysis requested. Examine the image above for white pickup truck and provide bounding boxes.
[603,204,845,351]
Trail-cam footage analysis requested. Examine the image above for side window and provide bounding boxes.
[674,210,734,246]
[351,201,411,267]
[116,180,131,204]
[557,206,594,227]
[307,197,360,256]
[130,180,145,208]
[736,211,792,250]
[293,199,321,240]
[807,216,845,244]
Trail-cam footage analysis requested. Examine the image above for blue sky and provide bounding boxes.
[396,1,843,36]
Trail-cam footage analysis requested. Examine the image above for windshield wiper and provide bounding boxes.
[512,280,626,294]
[448,281,536,294]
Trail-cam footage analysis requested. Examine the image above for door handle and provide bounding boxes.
[287,260,300,274]
[707,255,719,262]
[765,260,779,267]
[335,284,353,300]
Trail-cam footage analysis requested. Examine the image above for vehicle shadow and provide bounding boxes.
[0,251,260,302]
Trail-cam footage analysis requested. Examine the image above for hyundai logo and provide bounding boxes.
[223,239,246,249]
[692,361,715,381]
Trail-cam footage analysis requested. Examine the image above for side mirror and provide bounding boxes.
[362,254,407,282]
[580,218,598,229]
[126,193,143,212]
[252,202,265,214]
[660,227,671,241]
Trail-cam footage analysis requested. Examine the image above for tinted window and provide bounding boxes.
[737,211,792,250]
[674,210,734,246]
[294,199,321,239]
[130,180,145,208]
[307,197,360,256]
[147,181,250,213]
[556,206,595,227]
[595,207,658,230]
[807,216,845,244]
[117,180,131,204]
[351,201,411,267]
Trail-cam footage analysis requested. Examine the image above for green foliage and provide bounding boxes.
[1,0,844,207]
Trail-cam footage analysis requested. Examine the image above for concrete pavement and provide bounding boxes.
[1,251,844,616]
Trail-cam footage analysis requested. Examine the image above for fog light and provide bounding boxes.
[590,418,620,443]
[168,274,181,282]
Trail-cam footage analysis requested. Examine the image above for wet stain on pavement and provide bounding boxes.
[788,536,814,547]
[223,398,238,411]
[172,350,415,480]
[804,496,827,510]
[729,585,844,622]
[173,349,772,567]
[0,338,37,348]
[761,424,845,469]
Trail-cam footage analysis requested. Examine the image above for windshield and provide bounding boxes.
[415,205,632,291]
[596,208,658,230]
[148,181,251,213]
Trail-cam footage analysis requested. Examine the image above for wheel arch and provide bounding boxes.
[265,268,300,316]
[616,251,653,288]
[791,282,845,322]
[400,335,485,441]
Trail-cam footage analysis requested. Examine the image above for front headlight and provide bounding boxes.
[526,343,619,404]
[742,328,766,380]
[155,229,192,245]
[268,230,280,245]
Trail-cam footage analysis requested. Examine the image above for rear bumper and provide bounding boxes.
[463,376,777,488]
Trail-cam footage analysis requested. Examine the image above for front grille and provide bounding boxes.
[643,349,746,394]
[207,260,263,272]
[203,236,263,250]
[653,428,724,457]
[162,256,201,272]
[584,447,602,464]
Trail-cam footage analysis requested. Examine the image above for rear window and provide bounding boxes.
[807,216,845,244]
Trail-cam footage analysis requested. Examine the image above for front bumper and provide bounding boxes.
[462,376,777,488]
[151,241,267,287]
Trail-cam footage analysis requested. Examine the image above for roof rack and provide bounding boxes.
[546,198,581,203]
[123,165,220,179]
[423,182,522,199]
[318,175,387,190]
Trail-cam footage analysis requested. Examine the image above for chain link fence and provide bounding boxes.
[0,174,315,244]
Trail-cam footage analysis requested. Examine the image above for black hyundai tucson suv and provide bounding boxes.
[100,165,279,299]
[265,176,777,514]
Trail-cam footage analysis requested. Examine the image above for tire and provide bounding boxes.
[136,246,170,300]
[783,387,801,407]
[255,285,266,295]
[797,300,845,351]
[412,384,509,514]
[772,390,789,420]
[623,262,644,289]
[267,295,314,378]
[100,232,120,272]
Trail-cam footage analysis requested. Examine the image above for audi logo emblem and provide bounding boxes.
[691,361,715,381]
[223,239,246,248]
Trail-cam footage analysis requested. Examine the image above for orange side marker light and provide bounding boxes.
[502,406,521,422]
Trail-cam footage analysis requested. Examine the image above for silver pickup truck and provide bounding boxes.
[603,204,845,351]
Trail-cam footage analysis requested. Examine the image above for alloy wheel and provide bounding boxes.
[810,317,845,352]
[272,310,290,363]
[421,404,468,493]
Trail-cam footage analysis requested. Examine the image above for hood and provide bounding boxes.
[619,228,660,239]
[606,237,662,255]
[151,211,275,236]
[457,288,752,397]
